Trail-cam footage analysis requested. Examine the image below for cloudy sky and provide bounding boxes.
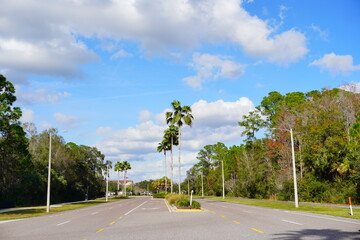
[2,0,359,182]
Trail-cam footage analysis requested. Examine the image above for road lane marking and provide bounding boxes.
[91,212,98,215]
[57,221,70,226]
[220,215,226,218]
[96,228,104,233]
[251,228,264,233]
[124,201,148,216]
[281,219,303,225]
[233,221,240,224]
[109,221,116,225]
[242,210,252,213]
[203,208,216,214]
[164,199,172,212]
[118,217,123,219]
[221,206,228,208]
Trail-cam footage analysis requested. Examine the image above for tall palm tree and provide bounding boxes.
[166,100,193,193]
[157,139,170,193]
[163,125,179,193]
[114,161,123,194]
[122,161,131,196]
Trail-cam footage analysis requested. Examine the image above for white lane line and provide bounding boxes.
[57,221,71,226]
[0,219,22,224]
[91,212,98,215]
[221,206,228,208]
[281,219,303,225]
[124,201,148,216]
[242,210,252,213]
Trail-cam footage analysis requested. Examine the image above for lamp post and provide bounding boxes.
[201,171,204,197]
[222,160,225,199]
[272,128,299,208]
[46,132,52,213]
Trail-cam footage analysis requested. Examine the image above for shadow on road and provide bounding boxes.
[272,228,360,240]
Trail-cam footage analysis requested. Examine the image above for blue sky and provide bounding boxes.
[1,0,359,182]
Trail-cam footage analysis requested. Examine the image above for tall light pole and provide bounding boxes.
[201,171,204,197]
[106,163,109,202]
[272,128,299,208]
[46,132,52,213]
[222,160,225,199]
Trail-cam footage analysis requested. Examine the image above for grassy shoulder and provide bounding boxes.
[0,197,128,221]
[202,196,360,220]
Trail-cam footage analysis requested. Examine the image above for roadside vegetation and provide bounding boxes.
[0,197,127,221]
[165,194,201,209]
[204,196,360,220]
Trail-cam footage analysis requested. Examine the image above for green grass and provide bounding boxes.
[0,197,127,221]
[203,196,360,220]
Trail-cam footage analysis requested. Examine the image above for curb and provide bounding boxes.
[163,199,203,213]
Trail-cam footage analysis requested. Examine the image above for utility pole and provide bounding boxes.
[105,163,109,201]
[222,160,225,199]
[46,132,52,213]
[201,172,204,197]
[290,128,299,208]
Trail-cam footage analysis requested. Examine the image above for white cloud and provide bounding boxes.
[20,108,36,122]
[96,97,254,181]
[138,110,151,122]
[110,49,132,59]
[54,112,82,125]
[310,53,360,76]
[0,0,307,83]
[339,82,360,93]
[16,86,71,105]
[183,53,246,88]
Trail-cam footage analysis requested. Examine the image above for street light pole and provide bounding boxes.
[290,128,299,208]
[106,163,109,202]
[271,127,299,208]
[201,171,204,197]
[222,160,225,199]
[46,132,52,213]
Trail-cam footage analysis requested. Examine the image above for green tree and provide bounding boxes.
[122,161,131,196]
[0,74,34,205]
[166,100,193,193]
[238,110,265,143]
[114,161,124,193]
[163,125,178,193]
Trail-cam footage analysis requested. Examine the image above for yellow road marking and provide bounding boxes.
[220,215,226,218]
[118,216,123,220]
[203,208,216,214]
[109,221,116,225]
[96,228,104,233]
[233,221,240,224]
[251,228,264,233]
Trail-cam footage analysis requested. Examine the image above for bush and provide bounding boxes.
[153,192,166,198]
[191,200,201,209]
[176,199,190,207]
[166,194,188,205]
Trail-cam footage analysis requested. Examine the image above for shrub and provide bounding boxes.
[153,192,166,198]
[166,194,189,205]
[191,200,201,209]
[176,199,190,207]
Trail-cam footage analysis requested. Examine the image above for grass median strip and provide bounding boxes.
[203,196,360,220]
[0,197,127,221]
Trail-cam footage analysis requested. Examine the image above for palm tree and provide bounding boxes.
[166,100,193,193]
[157,139,171,193]
[122,161,131,196]
[114,161,123,194]
[163,125,179,193]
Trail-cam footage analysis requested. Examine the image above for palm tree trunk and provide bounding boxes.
[117,170,120,194]
[124,171,127,196]
[178,127,181,194]
[170,136,174,194]
[123,171,126,196]
[164,150,167,193]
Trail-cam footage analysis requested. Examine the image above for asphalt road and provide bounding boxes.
[1,197,360,240]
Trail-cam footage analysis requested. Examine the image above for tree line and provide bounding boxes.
[0,75,107,207]
[183,87,360,204]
